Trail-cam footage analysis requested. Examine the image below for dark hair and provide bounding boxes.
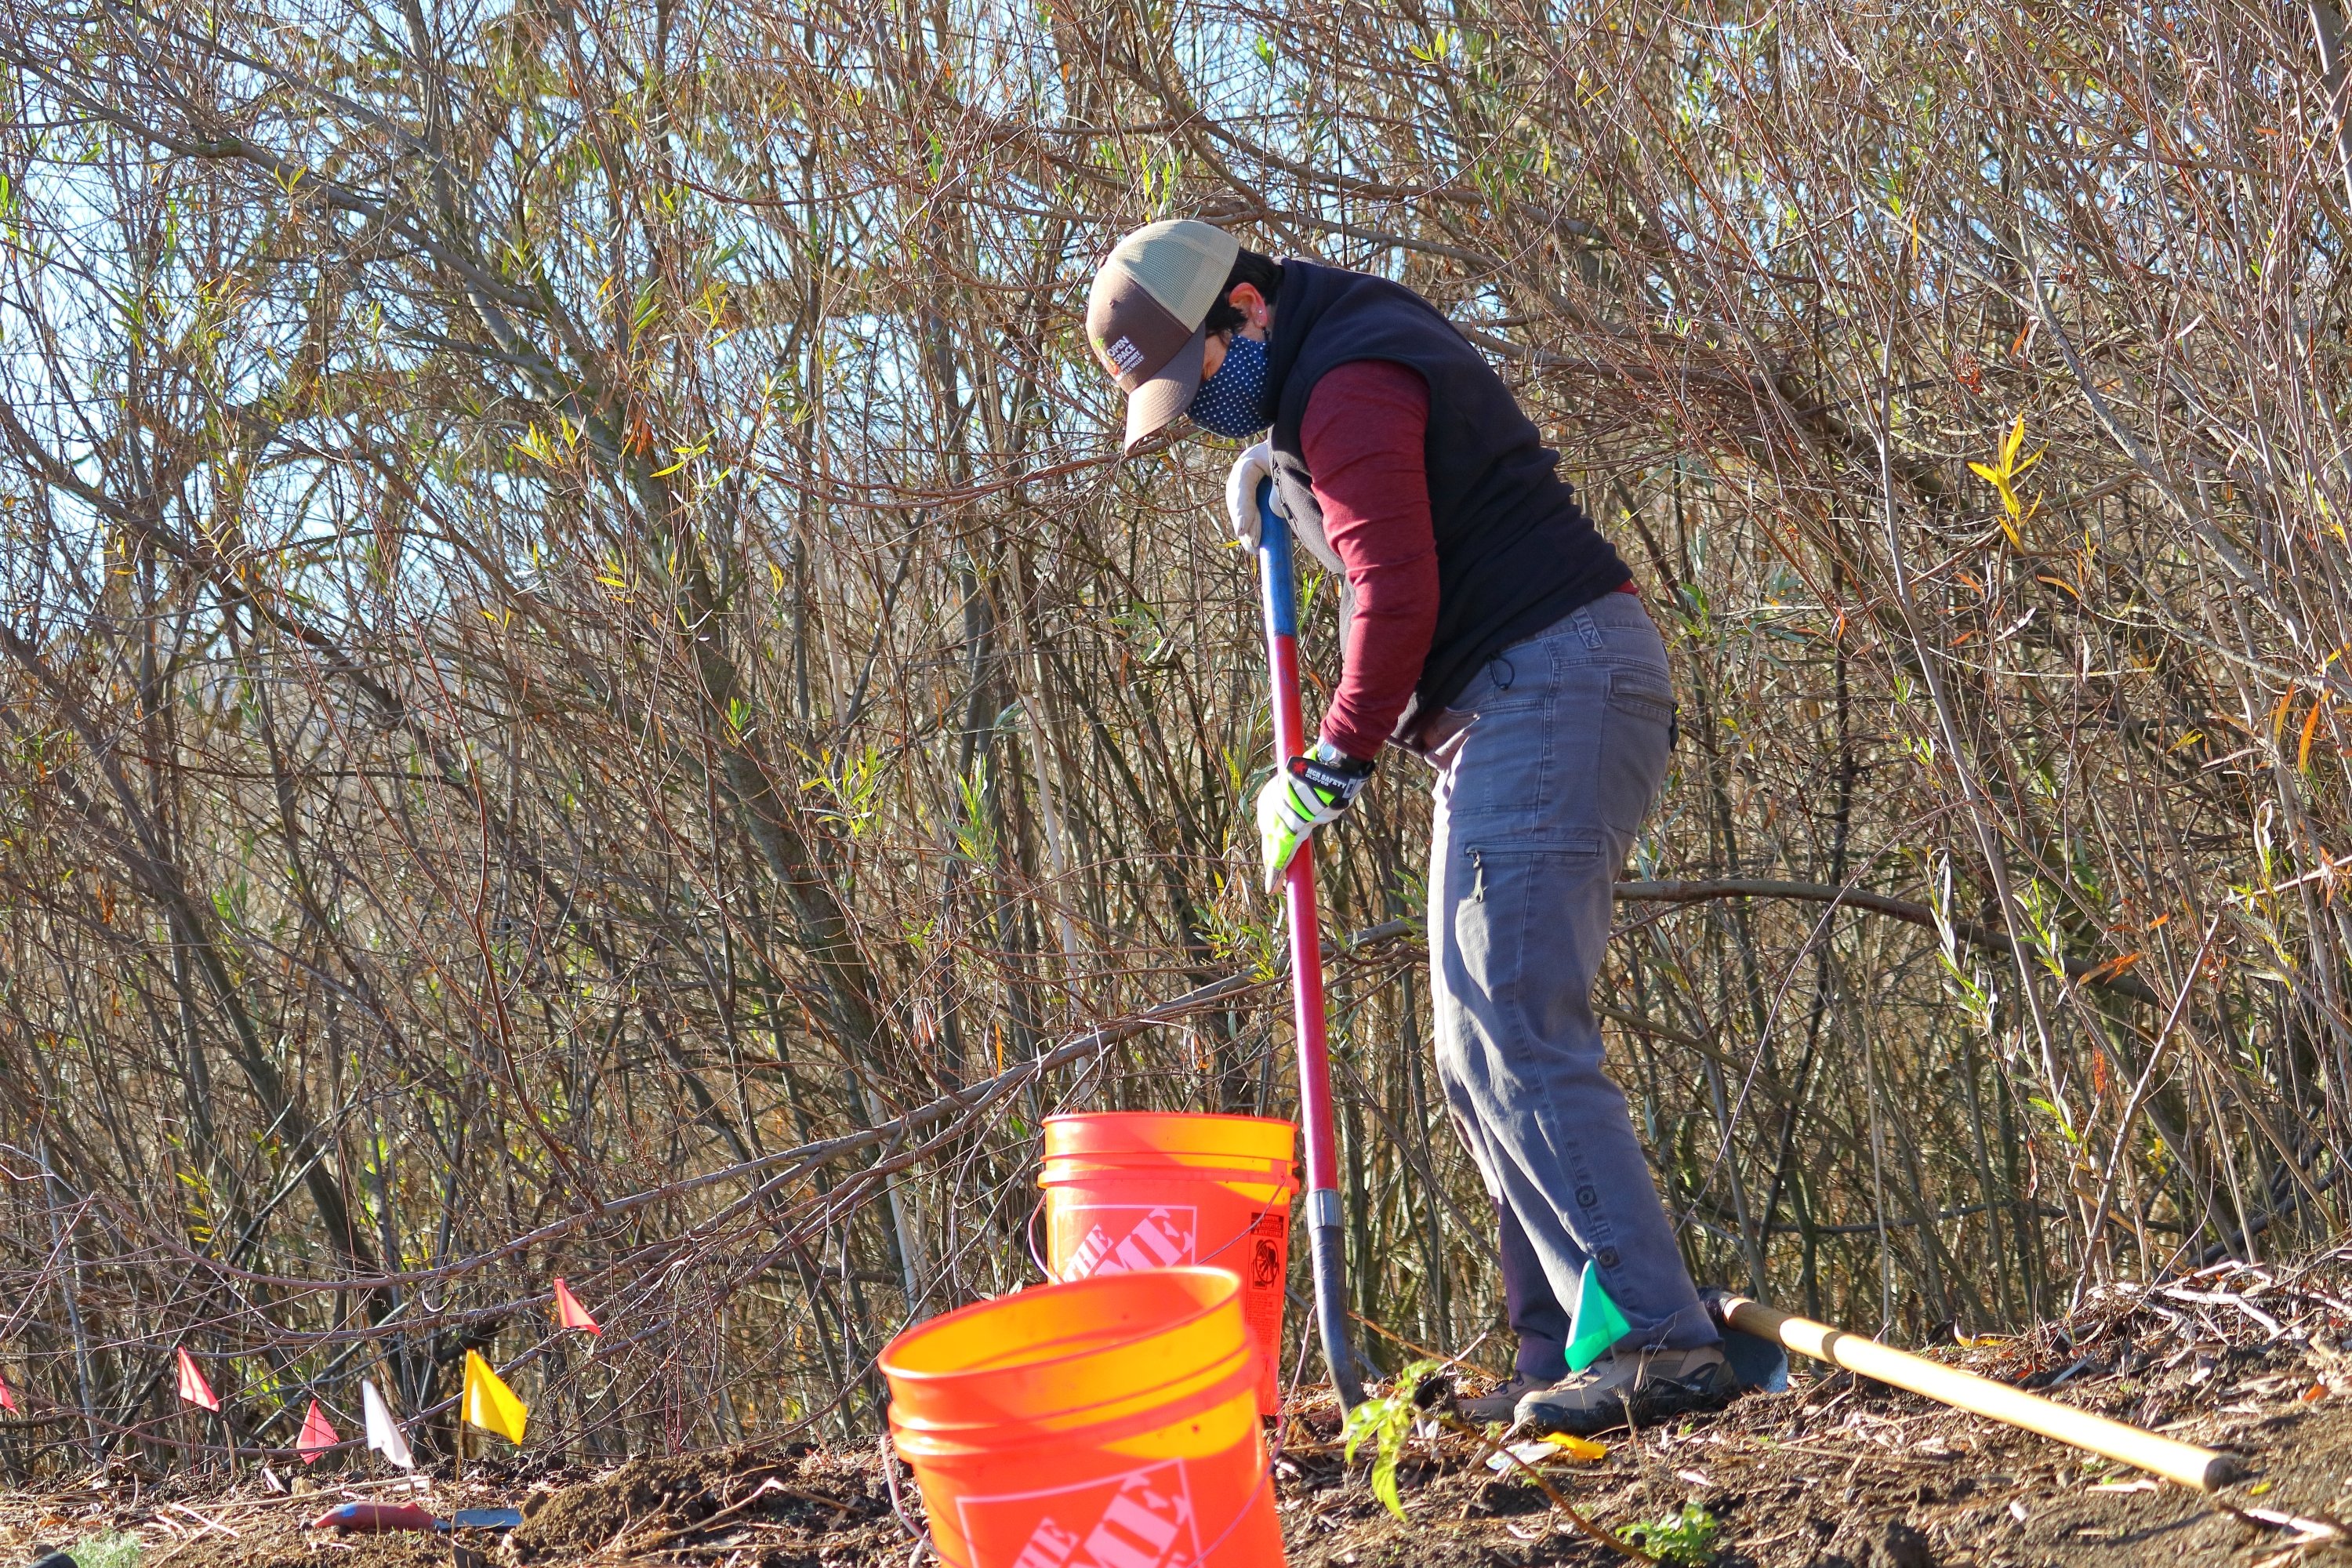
[1201,249,1283,335]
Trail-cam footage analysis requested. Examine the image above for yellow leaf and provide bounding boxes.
[1542,1432,1609,1461]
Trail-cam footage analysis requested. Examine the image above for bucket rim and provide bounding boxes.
[1035,1157,1298,1183]
[877,1265,1244,1387]
[1040,1109,1297,1134]
[887,1341,1262,1446]
[1041,1109,1293,1124]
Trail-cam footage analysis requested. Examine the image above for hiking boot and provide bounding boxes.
[1514,1345,1737,1436]
[1453,1374,1547,1425]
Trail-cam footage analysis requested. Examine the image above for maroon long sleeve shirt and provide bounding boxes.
[1302,359,1634,760]
[1301,360,1440,761]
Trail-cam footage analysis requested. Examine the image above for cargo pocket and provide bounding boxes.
[1455,836,1608,1055]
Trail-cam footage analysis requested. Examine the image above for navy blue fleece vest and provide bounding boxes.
[1264,260,1629,746]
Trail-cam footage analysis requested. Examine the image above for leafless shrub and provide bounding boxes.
[0,0,2347,1471]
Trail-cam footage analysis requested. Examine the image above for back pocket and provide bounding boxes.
[1597,667,1676,834]
[1606,666,1675,724]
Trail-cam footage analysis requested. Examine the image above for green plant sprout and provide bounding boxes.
[67,1534,146,1568]
[1339,1358,1655,1562]
[1625,1502,1719,1565]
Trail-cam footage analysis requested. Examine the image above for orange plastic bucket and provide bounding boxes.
[882,1268,1286,1568]
[1039,1112,1296,1414]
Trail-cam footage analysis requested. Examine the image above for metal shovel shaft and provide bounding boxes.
[1252,477,1365,1410]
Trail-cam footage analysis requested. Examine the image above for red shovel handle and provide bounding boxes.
[1250,473,1364,1410]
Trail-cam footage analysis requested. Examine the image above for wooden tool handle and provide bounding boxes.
[1720,1295,2240,1491]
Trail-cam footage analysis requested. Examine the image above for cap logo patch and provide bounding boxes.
[1104,335,1145,376]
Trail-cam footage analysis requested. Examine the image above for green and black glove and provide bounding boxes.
[1256,741,1374,891]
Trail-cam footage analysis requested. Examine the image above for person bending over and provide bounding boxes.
[1083,219,1735,1434]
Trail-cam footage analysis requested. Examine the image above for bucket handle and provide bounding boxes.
[1192,1209,1273,1276]
[1024,1193,1050,1279]
[1185,1446,1279,1566]
[881,1431,927,1545]
[917,1443,1278,1568]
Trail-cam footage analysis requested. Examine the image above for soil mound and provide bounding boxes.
[506,1444,903,1563]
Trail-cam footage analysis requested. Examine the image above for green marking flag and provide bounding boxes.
[1564,1261,1632,1372]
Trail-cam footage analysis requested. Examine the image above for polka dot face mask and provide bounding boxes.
[1186,334,1272,438]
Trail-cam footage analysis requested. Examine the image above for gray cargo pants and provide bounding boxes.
[1425,591,1719,1381]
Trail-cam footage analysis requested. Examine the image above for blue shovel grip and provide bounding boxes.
[1254,476,1297,637]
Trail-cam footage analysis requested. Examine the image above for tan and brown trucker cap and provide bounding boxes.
[1086,219,1240,451]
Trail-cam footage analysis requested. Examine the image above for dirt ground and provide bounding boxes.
[5,1254,2350,1567]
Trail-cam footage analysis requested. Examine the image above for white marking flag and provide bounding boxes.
[361,1379,415,1469]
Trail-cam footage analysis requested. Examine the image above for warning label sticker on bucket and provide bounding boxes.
[1055,1204,1198,1279]
[1243,1210,1287,1343]
[957,1457,1201,1568]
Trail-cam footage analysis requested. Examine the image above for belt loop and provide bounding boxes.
[1572,607,1603,651]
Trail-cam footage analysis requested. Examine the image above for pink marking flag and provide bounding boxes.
[175,1348,220,1411]
[553,1277,601,1337]
[309,1501,437,1533]
[298,1398,339,1464]
[0,1370,16,1412]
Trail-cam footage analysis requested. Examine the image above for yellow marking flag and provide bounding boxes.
[461,1351,528,1445]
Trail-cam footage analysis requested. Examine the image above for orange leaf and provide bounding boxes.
[2300,696,2328,771]
[2079,952,2143,986]
[2273,685,2300,739]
